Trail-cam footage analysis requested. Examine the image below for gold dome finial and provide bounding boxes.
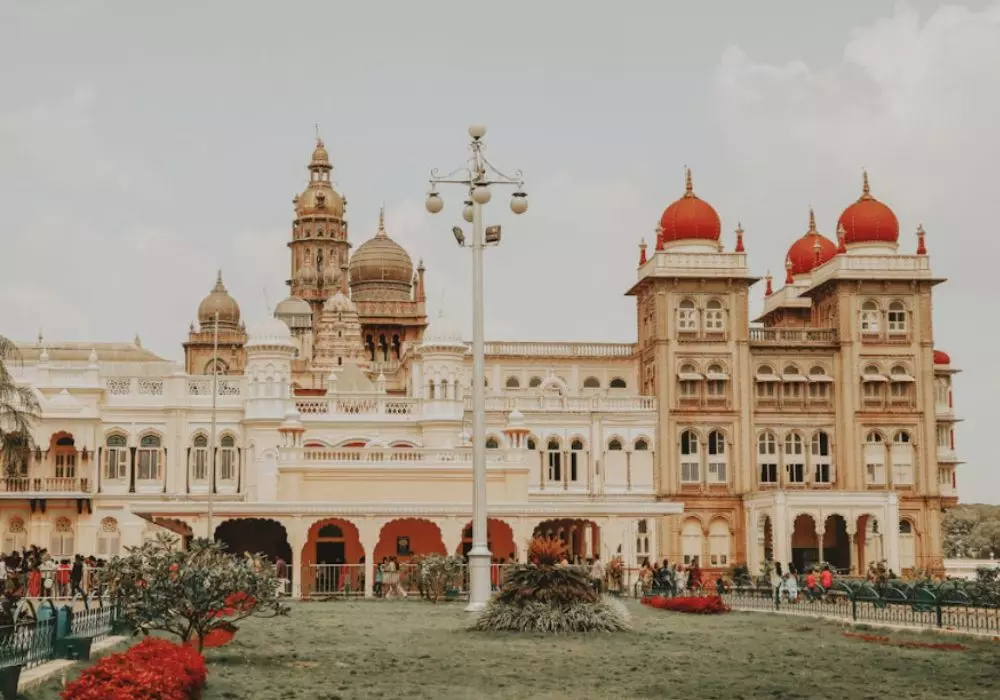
[684,166,694,198]
[808,207,817,234]
[213,269,226,292]
[861,169,871,200]
[376,202,387,238]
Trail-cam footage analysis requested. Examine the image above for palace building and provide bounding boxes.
[3,137,960,595]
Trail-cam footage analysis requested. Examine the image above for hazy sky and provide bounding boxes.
[2,1,997,502]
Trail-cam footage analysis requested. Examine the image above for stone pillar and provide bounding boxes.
[886,494,901,574]
[285,516,307,600]
[437,516,465,560]
[511,519,533,562]
[357,518,382,599]
[815,523,825,569]
[772,494,790,570]
[584,523,593,558]
[846,522,859,575]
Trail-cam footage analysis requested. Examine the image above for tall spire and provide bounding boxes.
[376,203,387,238]
[807,208,818,234]
[213,269,226,292]
[683,166,694,198]
[860,169,872,200]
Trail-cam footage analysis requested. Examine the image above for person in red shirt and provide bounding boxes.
[820,566,834,592]
[804,571,818,600]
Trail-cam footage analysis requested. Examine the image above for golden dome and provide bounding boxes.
[295,137,345,218]
[197,271,241,327]
[348,207,414,302]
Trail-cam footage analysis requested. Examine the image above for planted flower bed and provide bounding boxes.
[60,637,206,700]
[641,595,730,615]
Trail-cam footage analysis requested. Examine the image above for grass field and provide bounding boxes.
[25,600,1000,699]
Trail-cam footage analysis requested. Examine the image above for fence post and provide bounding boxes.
[851,598,857,621]
[935,603,942,628]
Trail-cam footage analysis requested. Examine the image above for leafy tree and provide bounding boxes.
[943,504,1000,558]
[103,534,289,651]
[0,336,39,477]
[416,554,464,603]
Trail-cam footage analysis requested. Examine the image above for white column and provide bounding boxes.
[886,494,902,574]
[584,524,593,559]
[358,518,381,599]
[772,493,790,570]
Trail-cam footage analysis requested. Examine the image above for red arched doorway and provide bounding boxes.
[533,519,600,561]
[214,518,292,567]
[374,518,446,563]
[457,519,517,562]
[302,518,364,597]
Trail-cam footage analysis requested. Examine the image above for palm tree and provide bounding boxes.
[0,335,39,477]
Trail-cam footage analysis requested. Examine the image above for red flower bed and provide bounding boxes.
[642,595,730,615]
[843,632,967,652]
[61,637,207,700]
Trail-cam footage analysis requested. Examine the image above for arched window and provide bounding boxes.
[582,376,601,389]
[546,439,562,483]
[679,363,700,399]
[569,439,584,483]
[707,430,727,483]
[191,434,208,481]
[679,430,700,483]
[706,364,726,399]
[708,519,730,567]
[2,517,26,553]
[485,437,499,449]
[681,520,702,566]
[219,435,237,481]
[755,365,777,400]
[782,365,803,400]
[704,299,724,332]
[811,430,832,483]
[808,366,832,400]
[440,379,450,399]
[861,300,880,334]
[678,299,699,332]
[757,432,778,484]
[864,431,887,485]
[784,433,805,483]
[526,437,537,451]
[98,517,121,556]
[634,438,649,451]
[608,438,623,451]
[891,431,914,485]
[53,435,77,480]
[528,376,543,388]
[889,365,913,401]
[899,519,916,570]
[505,376,520,390]
[609,377,627,389]
[137,435,162,481]
[51,516,74,557]
[887,301,906,334]
[105,434,129,481]
[862,365,885,402]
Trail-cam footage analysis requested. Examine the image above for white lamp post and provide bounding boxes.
[426,125,527,612]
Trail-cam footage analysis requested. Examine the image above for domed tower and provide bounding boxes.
[244,317,296,422]
[348,206,428,376]
[837,171,899,253]
[414,307,467,446]
[288,133,350,317]
[183,270,248,375]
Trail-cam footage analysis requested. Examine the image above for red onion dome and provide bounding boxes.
[658,168,721,245]
[786,209,837,276]
[837,171,899,245]
[933,349,951,366]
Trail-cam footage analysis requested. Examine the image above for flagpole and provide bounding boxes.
[207,311,219,540]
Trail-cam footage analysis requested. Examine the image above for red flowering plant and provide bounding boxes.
[642,595,730,615]
[102,533,288,652]
[61,637,207,700]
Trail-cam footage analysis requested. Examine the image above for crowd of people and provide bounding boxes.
[2,545,106,601]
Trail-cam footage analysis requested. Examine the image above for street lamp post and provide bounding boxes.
[207,311,219,539]
[426,125,527,612]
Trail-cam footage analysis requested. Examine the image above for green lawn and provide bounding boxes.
[26,600,1000,699]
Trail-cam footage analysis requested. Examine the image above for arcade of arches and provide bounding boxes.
[206,514,611,597]
[755,512,918,575]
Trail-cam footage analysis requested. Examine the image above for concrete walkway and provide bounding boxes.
[17,635,127,694]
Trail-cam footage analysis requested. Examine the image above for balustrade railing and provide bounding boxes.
[297,447,511,465]
[0,477,91,494]
[467,395,655,412]
[295,397,420,417]
[749,328,838,345]
[484,342,636,358]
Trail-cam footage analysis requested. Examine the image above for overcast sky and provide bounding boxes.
[2,1,997,503]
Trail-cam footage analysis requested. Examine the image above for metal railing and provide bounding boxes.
[720,583,1000,635]
[0,477,92,494]
[0,598,119,672]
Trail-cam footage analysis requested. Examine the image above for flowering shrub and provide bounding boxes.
[61,637,207,700]
[104,534,288,651]
[417,555,465,603]
[642,595,730,615]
